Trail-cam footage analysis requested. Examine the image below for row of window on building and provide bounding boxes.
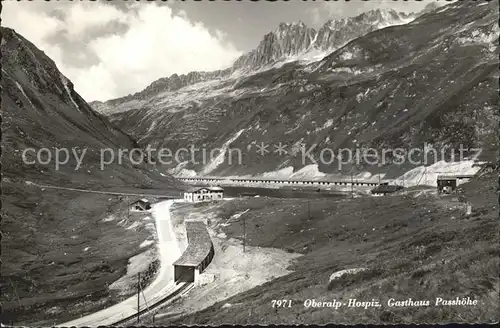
[183,187,224,202]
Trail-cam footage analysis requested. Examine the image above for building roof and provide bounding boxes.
[371,185,404,194]
[185,186,223,193]
[173,221,213,267]
[437,175,475,180]
[131,198,149,204]
[185,187,207,193]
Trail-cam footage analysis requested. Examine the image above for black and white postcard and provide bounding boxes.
[1,0,498,326]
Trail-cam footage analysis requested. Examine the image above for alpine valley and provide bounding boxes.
[92,1,499,183]
[1,1,499,326]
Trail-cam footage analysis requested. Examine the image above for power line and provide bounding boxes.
[28,182,177,198]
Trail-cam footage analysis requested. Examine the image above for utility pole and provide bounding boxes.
[137,272,140,324]
[350,171,354,199]
[243,215,246,253]
[140,279,149,321]
[402,173,406,196]
[307,201,310,219]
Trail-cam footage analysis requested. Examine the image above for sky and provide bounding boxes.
[2,0,444,102]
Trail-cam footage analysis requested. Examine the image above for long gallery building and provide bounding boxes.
[173,220,215,283]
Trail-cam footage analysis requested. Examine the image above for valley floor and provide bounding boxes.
[154,172,498,325]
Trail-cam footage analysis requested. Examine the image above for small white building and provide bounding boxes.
[184,187,224,202]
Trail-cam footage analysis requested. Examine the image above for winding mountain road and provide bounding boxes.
[58,200,182,327]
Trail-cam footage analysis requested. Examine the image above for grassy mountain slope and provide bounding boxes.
[157,169,498,325]
[1,27,183,325]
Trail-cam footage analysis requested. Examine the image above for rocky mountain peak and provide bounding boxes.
[92,7,417,113]
[233,8,413,71]
[420,2,442,15]
[276,21,308,32]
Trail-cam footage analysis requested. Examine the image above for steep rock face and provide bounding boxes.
[1,27,182,325]
[232,22,317,69]
[231,9,414,70]
[91,8,415,115]
[108,0,498,178]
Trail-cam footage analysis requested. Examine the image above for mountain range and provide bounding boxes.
[1,1,498,325]
[90,7,415,114]
[93,1,499,179]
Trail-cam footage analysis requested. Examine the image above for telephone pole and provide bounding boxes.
[402,173,406,195]
[140,280,150,321]
[127,196,130,220]
[307,201,310,219]
[137,272,140,323]
[243,215,246,253]
[350,171,354,199]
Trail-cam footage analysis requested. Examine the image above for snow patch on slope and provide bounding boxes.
[393,160,483,187]
[140,239,154,248]
[201,129,245,175]
[259,166,295,179]
[457,24,500,52]
[168,161,198,177]
[290,164,327,180]
[314,119,334,132]
[176,168,197,177]
[15,81,35,109]
[60,75,81,112]
[376,15,415,29]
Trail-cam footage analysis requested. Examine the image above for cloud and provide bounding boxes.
[65,3,128,38]
[2,2,65,49]
[2,2,242,102]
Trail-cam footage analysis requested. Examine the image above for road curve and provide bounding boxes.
[58,200,182,327]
